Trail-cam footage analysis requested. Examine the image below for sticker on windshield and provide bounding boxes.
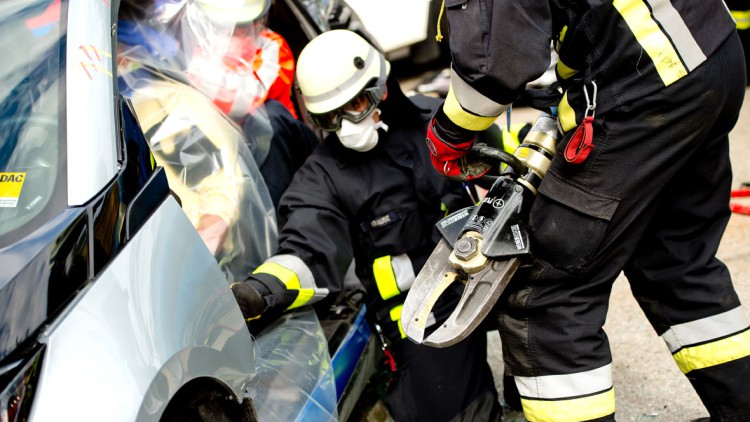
[0,173,26,208]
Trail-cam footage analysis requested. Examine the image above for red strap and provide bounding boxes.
[564,116,595,164]
[383,349,397,372]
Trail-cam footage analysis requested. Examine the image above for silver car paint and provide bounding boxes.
[28,197,256,421]
[66,0,119,206]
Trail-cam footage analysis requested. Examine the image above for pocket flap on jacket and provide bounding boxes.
[538,171,620,221]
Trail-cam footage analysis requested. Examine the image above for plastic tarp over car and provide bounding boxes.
[114,1,339,419]
[116,0,279,283]
[247,308,339,421]
[121,72,276,283]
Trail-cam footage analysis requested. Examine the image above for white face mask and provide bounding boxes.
[336,109,389,152]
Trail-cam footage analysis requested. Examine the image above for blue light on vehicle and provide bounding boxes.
[330,305,372,401]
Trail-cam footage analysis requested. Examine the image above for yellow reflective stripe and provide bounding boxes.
[613,0,687,86]
[521,389,616,422]
[501,123,528,153]
[373,255,400,300]
[289,289,315,310]
[390,304,406,339]
[556,59,578,79]
[558,92,577,133]
[559,25,568,43]
[732,10,750,30]
[254,262,300,289]
[673,329,750,374]
[254,262,313,309]
[444,88,499,132]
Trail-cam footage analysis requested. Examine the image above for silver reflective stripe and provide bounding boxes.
[450,67,508,117]
[661,307,750,353]
[515,363,613,399]
[646,0,706,71]
[266,254,329,301]
[303,47,384,104]
[392,254,416,293]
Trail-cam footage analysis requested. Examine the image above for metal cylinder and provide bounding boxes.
[513,112,560,191]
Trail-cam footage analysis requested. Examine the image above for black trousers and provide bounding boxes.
[384,326,502,422]
[497,32,750,421]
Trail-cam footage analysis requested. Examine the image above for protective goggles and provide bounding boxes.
[309,82,387,132]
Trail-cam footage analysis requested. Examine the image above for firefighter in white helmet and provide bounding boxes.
[231,29,507,421]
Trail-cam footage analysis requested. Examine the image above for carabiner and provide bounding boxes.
[583,81,598,119]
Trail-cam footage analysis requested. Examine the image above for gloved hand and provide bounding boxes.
[230,280,265,321]
[230,272,298,334]
[426,107,491,181]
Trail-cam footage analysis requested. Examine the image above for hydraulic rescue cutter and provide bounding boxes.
[402,111,561,347]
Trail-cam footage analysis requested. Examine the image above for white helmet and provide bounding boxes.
[296,30,390,124]
[192,0,271,25]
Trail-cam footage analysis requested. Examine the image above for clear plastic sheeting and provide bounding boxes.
[117,0,279,120]
[121,70,277,282]
[246,308,338,421]
[117,0,290,178]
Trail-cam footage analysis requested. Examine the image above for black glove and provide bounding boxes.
[230,273,299,332]
[230,280,265,321]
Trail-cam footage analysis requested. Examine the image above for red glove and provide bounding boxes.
[426,114,490,181]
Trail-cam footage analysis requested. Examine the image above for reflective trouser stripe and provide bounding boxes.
[254,254,328,309]
[445,67,508,132]
[522,389,616,422]
[373,254,415,300]
[516,364,615,421]
[659,307,750,373]
[390,304,406,338]
[613,0,706,86]
[732,9,750,30]
[661,307,750,353]
[673,329,750,374]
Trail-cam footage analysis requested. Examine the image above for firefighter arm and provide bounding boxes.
[442,0,553,131]
[427,0,553,179]
[233,159,353,323]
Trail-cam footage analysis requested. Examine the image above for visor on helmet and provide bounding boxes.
[308,49,388,132]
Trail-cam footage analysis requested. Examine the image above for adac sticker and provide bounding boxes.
[0,172,26,208]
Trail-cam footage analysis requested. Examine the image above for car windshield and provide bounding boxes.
[0,0,66,242]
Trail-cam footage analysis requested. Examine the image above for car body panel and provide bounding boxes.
[2,0,375,419]
[29,196,255,421]
[0,207,88,362]
[66,0,119,206]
